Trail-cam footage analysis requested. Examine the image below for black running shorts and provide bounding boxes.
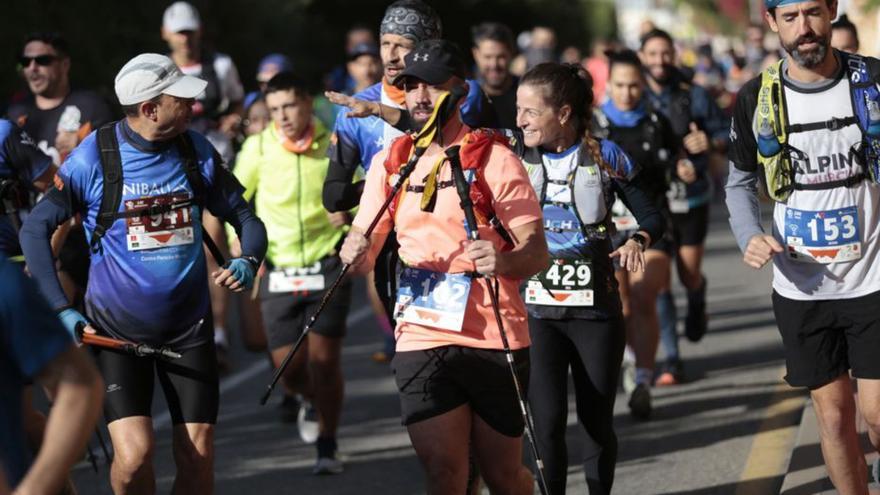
[671,203,710,247]
[772,290,880,389]
[96,339,219,424]
[259,276,351,350]
[391,345,530,437]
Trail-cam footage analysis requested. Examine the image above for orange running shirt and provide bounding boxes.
[353,125,542,352]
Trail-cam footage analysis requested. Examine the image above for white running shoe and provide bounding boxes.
[313,455,344,475]
[297,398,320,444]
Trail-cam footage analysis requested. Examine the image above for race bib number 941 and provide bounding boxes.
[785,205,861,264]
[395,267,472,332]
[525,258,594,307]
[125,193,195,251]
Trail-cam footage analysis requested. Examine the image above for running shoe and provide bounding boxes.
[279,394,300,424]
[371,350,391,363]
[628,383,652,420]
[313,454,344,475]
[297,399,320,444]
[655,360,684,387]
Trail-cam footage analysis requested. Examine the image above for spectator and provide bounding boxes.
[471,22,518,128]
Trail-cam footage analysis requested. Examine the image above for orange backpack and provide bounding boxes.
[383,128,514,246]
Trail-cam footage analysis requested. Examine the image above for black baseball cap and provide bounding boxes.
[392,39,467,87]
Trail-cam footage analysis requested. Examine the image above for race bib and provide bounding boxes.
[268,261,325,293]
[611,198,638,232]
[667,180,689,214]
[394,267,472,332]
[525,258,593,307]
[784,206,861,264]
[125,193,194,251]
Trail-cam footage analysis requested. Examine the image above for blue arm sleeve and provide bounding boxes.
[0,257,73,378]
[205,164,267,262]
[18,186,77,310]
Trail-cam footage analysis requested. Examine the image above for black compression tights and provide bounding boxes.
[528,316,626,495]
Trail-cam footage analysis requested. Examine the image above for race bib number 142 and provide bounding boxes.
[785,205,861,264]
[395,267,472,332]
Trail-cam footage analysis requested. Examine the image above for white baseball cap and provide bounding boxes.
[115,53,207,106]
[163,1,201,33]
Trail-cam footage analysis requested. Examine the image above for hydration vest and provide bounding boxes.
[383,128,513,245]
[593,108,674,169]
[190,52,225,120]
[522,143,611,248]
[756,53,880,202]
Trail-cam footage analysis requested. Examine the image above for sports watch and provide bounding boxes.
[629,233,648,252]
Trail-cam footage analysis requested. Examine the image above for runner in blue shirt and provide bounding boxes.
[0,119,54,258]
[19,53,267,495]
[640,29,729,357]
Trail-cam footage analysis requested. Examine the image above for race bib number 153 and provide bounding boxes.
[784,205,861,264]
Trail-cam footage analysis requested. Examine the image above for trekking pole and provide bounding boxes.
[259,86,468,406]
[446,145,551,495]
[75,323,182,360]
[94,423,113,465]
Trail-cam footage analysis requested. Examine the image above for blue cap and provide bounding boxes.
[347,42,380,61]
[256,53,293,79]
[765,0,809,8]
[243,90,261,111]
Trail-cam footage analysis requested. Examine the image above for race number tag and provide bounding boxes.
[667,181,690,214]
[125,193,194,251]
[268,261,325,293]
[394,267,472,332]
[525,258,594,307]
[611,198,638,232]
[785,206,861,263]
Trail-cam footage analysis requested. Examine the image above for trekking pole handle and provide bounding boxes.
[76,323,182,360]
[445,145,480,242]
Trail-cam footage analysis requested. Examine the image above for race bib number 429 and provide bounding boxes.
[784,205,861,264]
[395,267,472,332]
[125,193,195,251]
[525,258,594,307]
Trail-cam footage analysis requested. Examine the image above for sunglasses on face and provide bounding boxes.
[18,55,58,67]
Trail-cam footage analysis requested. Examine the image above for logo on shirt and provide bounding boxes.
[790,148,860,184]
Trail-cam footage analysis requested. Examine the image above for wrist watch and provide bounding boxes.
[629,233,647,252]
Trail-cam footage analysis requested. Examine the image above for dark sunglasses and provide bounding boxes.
[18,55,58,67]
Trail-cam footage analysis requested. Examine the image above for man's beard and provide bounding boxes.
[784,33,829,68]
[410,104,434,126]
[646,64,673,84]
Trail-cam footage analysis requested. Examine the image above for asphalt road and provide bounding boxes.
[69,201,803,495]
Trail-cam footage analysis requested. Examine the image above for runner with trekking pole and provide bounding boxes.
[339,39,548,495]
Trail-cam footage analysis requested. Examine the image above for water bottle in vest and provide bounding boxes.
[866,96,880,137]
[757,117,781,158]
